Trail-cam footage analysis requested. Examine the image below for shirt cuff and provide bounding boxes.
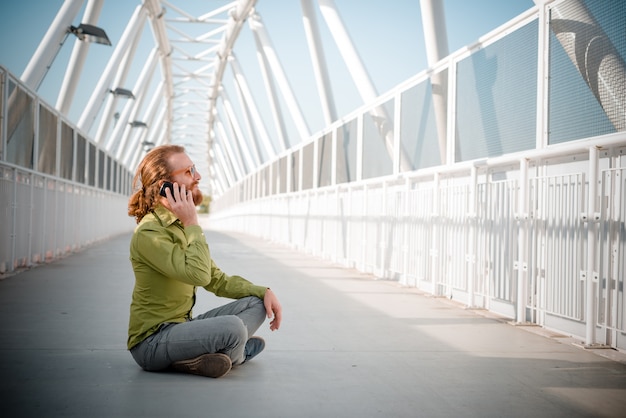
[250,285,268,299]
[185,225,205,243]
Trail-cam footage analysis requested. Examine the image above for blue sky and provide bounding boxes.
[0,0,533,137]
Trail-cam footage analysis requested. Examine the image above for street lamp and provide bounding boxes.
[68,24,111,45]
[129,121,148,128]
[31,22,112,91]
[109,87,135,99]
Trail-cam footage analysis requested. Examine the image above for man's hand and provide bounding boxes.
[163,182,199,226]
[264,288,282,331]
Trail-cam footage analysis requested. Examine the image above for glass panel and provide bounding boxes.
[37,103,57,175]
[301,142,314,190]
[400,75,443,170]
[262,166,270,197]
[59,122,73,180]
[278,156,287,194]
[111,156,116,191]
[104,155,111,190]
[88,142,96,187]
[291,150,300,192]
[76,134,86,184]
[548,0,626,143]
[120,164,129,195]
[6,82,35,169]
[106,155,113,191]
[252,172,259,199]
[363,99,394,180]
[270,160,278,195]
[336,119,357,184]
[317,133,333,187]
[455,19,538,161]
[0,71,3,159]
[98,150,105,189]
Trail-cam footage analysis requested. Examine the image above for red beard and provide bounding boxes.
[192,187,203,206]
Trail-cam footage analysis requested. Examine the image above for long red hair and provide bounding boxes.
[127,145,185,223]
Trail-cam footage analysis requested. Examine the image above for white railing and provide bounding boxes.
[0,162,134,275]
[0,66,135,276]
[210,134,626,350]
[209,0,626,350]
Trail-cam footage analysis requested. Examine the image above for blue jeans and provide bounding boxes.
[130,296,266,371]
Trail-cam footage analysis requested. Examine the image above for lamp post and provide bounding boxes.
[23,22,111,91]
[129,121,148,128]
[68,23,111,45]
[109,87,136,99]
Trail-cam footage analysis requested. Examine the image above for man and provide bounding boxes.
[127,144,282,378]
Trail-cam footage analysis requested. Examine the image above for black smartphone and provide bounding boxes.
[159,181,175,200]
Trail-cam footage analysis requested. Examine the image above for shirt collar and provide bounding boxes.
[152,205,180,227]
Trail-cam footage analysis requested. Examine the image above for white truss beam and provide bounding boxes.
[56,0,105,115]
[78,5,147,134]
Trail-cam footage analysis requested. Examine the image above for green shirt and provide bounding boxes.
[127,205,267,349]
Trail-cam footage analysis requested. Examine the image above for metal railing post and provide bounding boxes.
[431,172,440,295]
[584,146,599,346]
[9,167,17,273]
[516,158,529,323]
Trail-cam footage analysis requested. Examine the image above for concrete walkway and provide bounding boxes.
[1,221,625,418]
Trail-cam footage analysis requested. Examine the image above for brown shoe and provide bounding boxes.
[171,353,232,378]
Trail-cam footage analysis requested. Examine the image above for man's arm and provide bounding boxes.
[204,262,282,331]
[264,288,282,331]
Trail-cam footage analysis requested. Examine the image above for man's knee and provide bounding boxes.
[243,295,265,315]
[221,315,248,341]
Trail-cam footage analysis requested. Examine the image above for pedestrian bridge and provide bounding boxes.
[1,220,625,417]
[0,1,625,415]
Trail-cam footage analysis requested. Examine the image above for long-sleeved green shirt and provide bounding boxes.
[127,205,267,349]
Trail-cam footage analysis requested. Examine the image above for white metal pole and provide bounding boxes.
[585,146,599,346]
[21,0,84,91]
[249,13,311,145]
[535,0,549,150]
[77,5,146,134]
[431,172,440,295]
[207,0,256,140]
[550,0,626,131]
[114,48,158,160]
[300,0,337,126]
[250,15,311,145]
[214,143,236,186]
[317,0,411,171]
[216,120,245,181]
[249,26,288,153]
[128,114,165,171]
[516,158,529,323]
[210,149,231,194]
[221,89,255,172]
[56,0,105,115]
[138,81,164,137]
[229,55,276,160]
[230,64,262,166]
[467,164,478,308]
[94,18,146,146]
[121,81,164,167]
[419,0,449,164]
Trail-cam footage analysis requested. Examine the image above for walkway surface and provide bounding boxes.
[1,218,625,418]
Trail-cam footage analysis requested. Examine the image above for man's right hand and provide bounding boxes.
[162,182,199,226]
[264,288,282,331]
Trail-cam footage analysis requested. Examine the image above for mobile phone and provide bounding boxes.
[159,181,175,200]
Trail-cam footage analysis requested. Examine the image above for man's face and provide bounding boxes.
[168,152,203,205]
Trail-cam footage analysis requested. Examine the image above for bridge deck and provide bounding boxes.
[1,216,625,418]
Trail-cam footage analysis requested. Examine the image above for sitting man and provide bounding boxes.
[127,144,282,378]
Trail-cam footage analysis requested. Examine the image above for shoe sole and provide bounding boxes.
[172,353,232,378]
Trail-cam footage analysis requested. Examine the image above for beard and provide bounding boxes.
[191,186,203,206]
